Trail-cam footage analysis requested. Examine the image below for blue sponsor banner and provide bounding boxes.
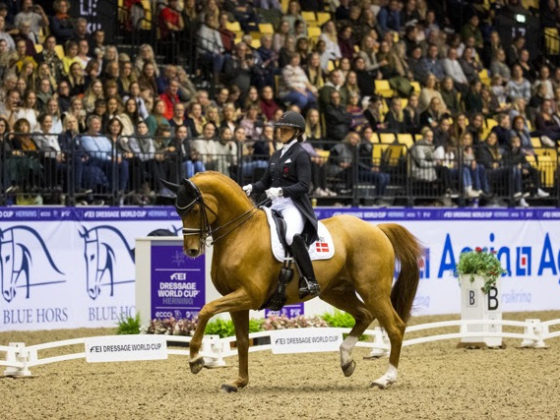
[264,303,304,319]
[150,245,205,320]
[2,206,560,222]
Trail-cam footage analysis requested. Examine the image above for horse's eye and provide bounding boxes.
[5,255,10,263]
[90,254,95,261]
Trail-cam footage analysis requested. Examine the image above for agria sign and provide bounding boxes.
[420,232,560,281]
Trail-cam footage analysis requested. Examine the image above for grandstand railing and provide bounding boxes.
[1,133,559,207]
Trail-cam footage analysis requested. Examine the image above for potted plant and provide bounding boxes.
[456,247,506,294]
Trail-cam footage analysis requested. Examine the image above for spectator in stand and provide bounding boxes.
[0,15,14,50]
[404,93,421,134]
[259,85,279,121]
[304,107,324,148]
[284,0,306,35]
[273,19,290,53]
[158,0,184,60]
[72,18,88,43]
[278,35,296,68]
[15,0,48,43]
[239,104,263,140]
[459,46,482,84]
[433,116,451,149]
[506,135,549,200]
[45,98,62,134]
[535,99,560,146]
[459,132,488,198]
[346,91,366,132]
[83,80,104,114]
[61,40,79,76]
[185,101,206,139]
[385,97,407,133]
[460,13,483,51]
[419,73,446,112]
[420,96,444,129]
[159,79,180,120]
[506,64,531,102]
[191,121,218,170]
[217,13,235,54]
[533,65,554,100]
[168,102,187,131]
[467,112,484,146]
[378,0,401,35]
[138,62,158,95]
[223,42,255,99]
[443,47,468,94]
[490,48,510,83]
[325,90,351,144]
[319,20,342,63]
[464,80,483,116]
[510,115,534,156]
[421,44,445,82]
[318,69,347,112]
[337,25,355,59]
[146,99,170,136]
[197,14,225,81]
[280,52,317,111]
[213,126,237,176]
[65,95,86,132]
[134,44,159,77]
[67,62,85,96]
[440,76,461,115]
[410,126,438,183]
[363,95,386,132]
[506,35,525,67]
[49,0,73,44]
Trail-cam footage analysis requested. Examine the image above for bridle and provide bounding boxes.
[176,179,262,249]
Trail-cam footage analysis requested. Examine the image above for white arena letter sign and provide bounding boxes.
[85,335,167,363]
[270,328,343,354]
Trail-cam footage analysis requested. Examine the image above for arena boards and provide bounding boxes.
[1,206,559,331]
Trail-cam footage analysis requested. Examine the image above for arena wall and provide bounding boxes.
[0,206,559,331]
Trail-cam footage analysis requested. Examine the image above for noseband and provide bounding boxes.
[175,179,259,248]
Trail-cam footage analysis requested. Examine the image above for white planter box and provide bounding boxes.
[460,274,502,347]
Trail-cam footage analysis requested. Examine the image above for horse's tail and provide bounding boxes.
[378,223,423,324]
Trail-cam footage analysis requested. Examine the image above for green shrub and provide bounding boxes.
[117,313,141,335]
[204,318,264,338]
[321,310,356,328]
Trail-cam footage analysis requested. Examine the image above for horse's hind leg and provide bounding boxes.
[320,284,373,377]
[365,297,406,389]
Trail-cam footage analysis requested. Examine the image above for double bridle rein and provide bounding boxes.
[176,179,261,248]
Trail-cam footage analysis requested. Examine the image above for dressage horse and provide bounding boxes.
[162,172,423,392]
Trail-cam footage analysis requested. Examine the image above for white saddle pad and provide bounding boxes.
[262,206,335,263]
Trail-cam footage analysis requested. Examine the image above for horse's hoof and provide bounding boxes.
[189,356,205,374]
[342,360,356,377]
[220,383,238,393]
[370,379,394,389]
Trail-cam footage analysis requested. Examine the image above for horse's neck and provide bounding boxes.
[206,187,252,229]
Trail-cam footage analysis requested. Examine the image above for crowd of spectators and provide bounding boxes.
[0,0,559,206]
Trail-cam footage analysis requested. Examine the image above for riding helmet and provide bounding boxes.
[274,111,306,131]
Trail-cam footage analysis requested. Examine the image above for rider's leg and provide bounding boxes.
[281,205,320,298]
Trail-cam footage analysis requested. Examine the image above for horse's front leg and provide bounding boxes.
[220,310,249,393]
[189,289,252,375]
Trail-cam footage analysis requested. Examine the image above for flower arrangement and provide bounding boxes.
[456,247,506,293]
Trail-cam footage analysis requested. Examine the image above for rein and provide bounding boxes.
[177,180,268,247]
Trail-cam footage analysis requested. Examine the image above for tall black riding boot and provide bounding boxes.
[290,234,320,298]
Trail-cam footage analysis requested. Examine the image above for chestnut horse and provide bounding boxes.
[162,172,423,392]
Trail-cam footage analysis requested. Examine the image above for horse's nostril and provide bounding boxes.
[187,249,198,257]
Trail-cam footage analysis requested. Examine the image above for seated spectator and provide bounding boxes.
[146,99,170,136]
[378,0,401,35]
[346,91,367,132]
[168,102,187,131]
[440,76,461,115]
[222,42,254,98]
[443,47,468,94]
[197,14,225,79]
[505,135,549,199]
[459,46,482,84]
[191,121,218,170]
[81,115,128,194]
[134,44,159,77]
[385,97,406,133]
[7,118,42,191]
[463,80,483,116]
[33,113,62,188]
[433,116,451,149]
[19,89,38,129]
[172,124,205,179]
[278,34,296,68]
[337,25,355,59]
[490,48,511,83]
[325,90,351,144]
[490,113,512,150]
[459,132,488,197]
[50,0,73,44]
[0,15,14,51]
[352,56,375,98]
[284,0,306,35]
[45,98,63,134]
[15,0,48,44]
[259,85,279,121]
[358,35,383,77]
[510,115,534,156]
[213,126,238,176]
[185,101,205,139]
[159,79,180,120]
[318,69,347,112]
[123,81,149,120]
[138,62,158,96]
[419,73,446,112]
[83,80,104,114]
[66,62,86,96]
[280,52,317,111]
[404,93,421,134]
[420,97,444,129]
[475,131,524,203]
[410,126,438,182]
[535,99,560,146]
[533,65,554,100]
[420,44,445,82]
[319,21,342,63]
[158,0,184,61]
[467,112,484,146]
[363,95,386,131]
[273,19,290,53]
[239,104,264,140]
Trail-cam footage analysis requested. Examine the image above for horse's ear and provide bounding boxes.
[183,178,199,197]
[160,179,181,193]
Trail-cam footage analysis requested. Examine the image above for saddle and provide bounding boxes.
[260,208,334,311]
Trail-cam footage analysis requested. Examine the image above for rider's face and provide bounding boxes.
[279,127,296,143]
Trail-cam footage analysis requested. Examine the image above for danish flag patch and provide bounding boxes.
[315,241,329,253]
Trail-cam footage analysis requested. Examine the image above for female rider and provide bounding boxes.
[242,111,320,298]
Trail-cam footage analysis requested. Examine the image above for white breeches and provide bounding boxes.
[270,197,304,246]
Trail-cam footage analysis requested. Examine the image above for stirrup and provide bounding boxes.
[298,277,320,299]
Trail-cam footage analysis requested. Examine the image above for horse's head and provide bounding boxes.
[162,177,217,258]
[80,226,102,299]
[0,229,16,302]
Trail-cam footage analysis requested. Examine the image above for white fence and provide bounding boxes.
[2,318,559,377]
